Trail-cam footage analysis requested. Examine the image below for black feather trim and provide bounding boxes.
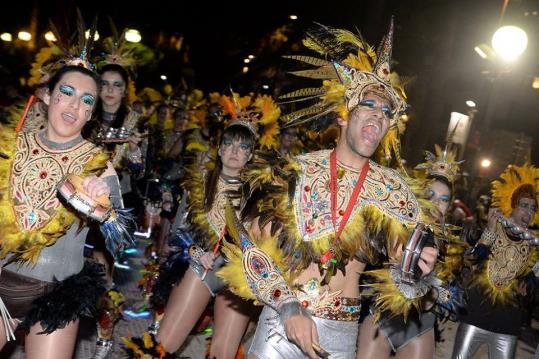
[150,252,188,309]
[18,260,106,334]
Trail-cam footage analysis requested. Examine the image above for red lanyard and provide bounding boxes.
[321,150,369,265]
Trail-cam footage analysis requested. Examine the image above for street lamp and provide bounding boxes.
[0,33,12,42]
[466,100,476,108]
[44,31,56,42]
[17,31,32,41]
[481,158,491,168]
[491,26,527,61]
[125,29,141,43]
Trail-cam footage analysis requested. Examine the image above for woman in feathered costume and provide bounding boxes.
[451,164,539,359]
[0,21,131,357]
[358,138,466,358]
[123,92,280,358]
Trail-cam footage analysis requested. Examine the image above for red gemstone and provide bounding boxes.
[61,156,69,162]
[39,171,47,179]
[338,209,345,216]
[304,185,311,192]
[301,300,309,308]
[399,200,405,206]
[334,300,341,307]
[32,149,39,155]
[273,289,281,298]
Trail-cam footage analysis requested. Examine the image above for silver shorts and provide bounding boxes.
[249,306,358,359]
[189,254,226,297]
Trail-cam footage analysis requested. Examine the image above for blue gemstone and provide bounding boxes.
[28,211,37,225]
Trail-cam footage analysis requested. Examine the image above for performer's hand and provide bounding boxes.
[284,313,319,359]
[128,132,142,146]
[487,207,502,232]
[199,252,216,270]
[83,176,111,200]
[418,246,438,276]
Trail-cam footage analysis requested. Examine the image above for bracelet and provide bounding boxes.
[188,245,205,264]
[479,229,497,246]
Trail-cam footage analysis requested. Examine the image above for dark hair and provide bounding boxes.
[204,125,255,212]
[511,184,536,208]
[97,64,130,129]
[428,175,453,198]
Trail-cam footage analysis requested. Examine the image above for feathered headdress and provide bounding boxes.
[415,125,463,184]
[279,19,409,168]
[491,164,539,226]
[219,91,281,151]
[28,10,98,87]
[97,18,155,73]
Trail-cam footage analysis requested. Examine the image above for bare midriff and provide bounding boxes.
[294,259,366,298]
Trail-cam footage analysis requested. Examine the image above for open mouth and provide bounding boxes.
[61,112,77,125]
[361,122,381,144]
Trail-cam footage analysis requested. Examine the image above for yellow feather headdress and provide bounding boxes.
[491,164,539,226]
[279,19,409,168]
[219,92,281,151]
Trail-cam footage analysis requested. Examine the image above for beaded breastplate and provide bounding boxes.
[10,132,99,231]
[294,149,420,242]
[488,223,531,290]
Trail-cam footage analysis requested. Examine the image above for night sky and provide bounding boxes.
[1,0,538,182]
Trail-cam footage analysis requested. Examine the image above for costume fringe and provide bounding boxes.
[363,268,422,321]
[19,260,106,334]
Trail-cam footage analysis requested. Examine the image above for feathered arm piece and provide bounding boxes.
[100,208,136,259]
[220,201,302,323]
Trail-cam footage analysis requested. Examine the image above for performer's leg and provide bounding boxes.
[356,315,391,359]
[157,268,212,353]
[451,322,484,359]
[488,332,517,359]
[209,292,251,359]
[395,328,434,359]
[25,320,79,359]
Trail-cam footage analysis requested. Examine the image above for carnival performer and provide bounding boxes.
[217,20,439,359]
[358,139,466,359]
[451,164,539,359]
[0,20,131,359]
[123,93,280,358]
[89,28,151,358]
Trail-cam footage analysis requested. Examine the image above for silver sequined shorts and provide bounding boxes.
[249,305,358,359]
[189,254,226,297]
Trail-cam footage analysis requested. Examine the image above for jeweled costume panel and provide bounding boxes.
[11,132,98,231]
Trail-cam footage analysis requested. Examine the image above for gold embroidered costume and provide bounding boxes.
[0,128,108,264]
[470,164,539,305]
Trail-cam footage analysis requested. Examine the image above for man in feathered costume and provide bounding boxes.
[217,20,440,358]
[452,164,539,359]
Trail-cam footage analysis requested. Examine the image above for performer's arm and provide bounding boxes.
[240,219,301,321]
